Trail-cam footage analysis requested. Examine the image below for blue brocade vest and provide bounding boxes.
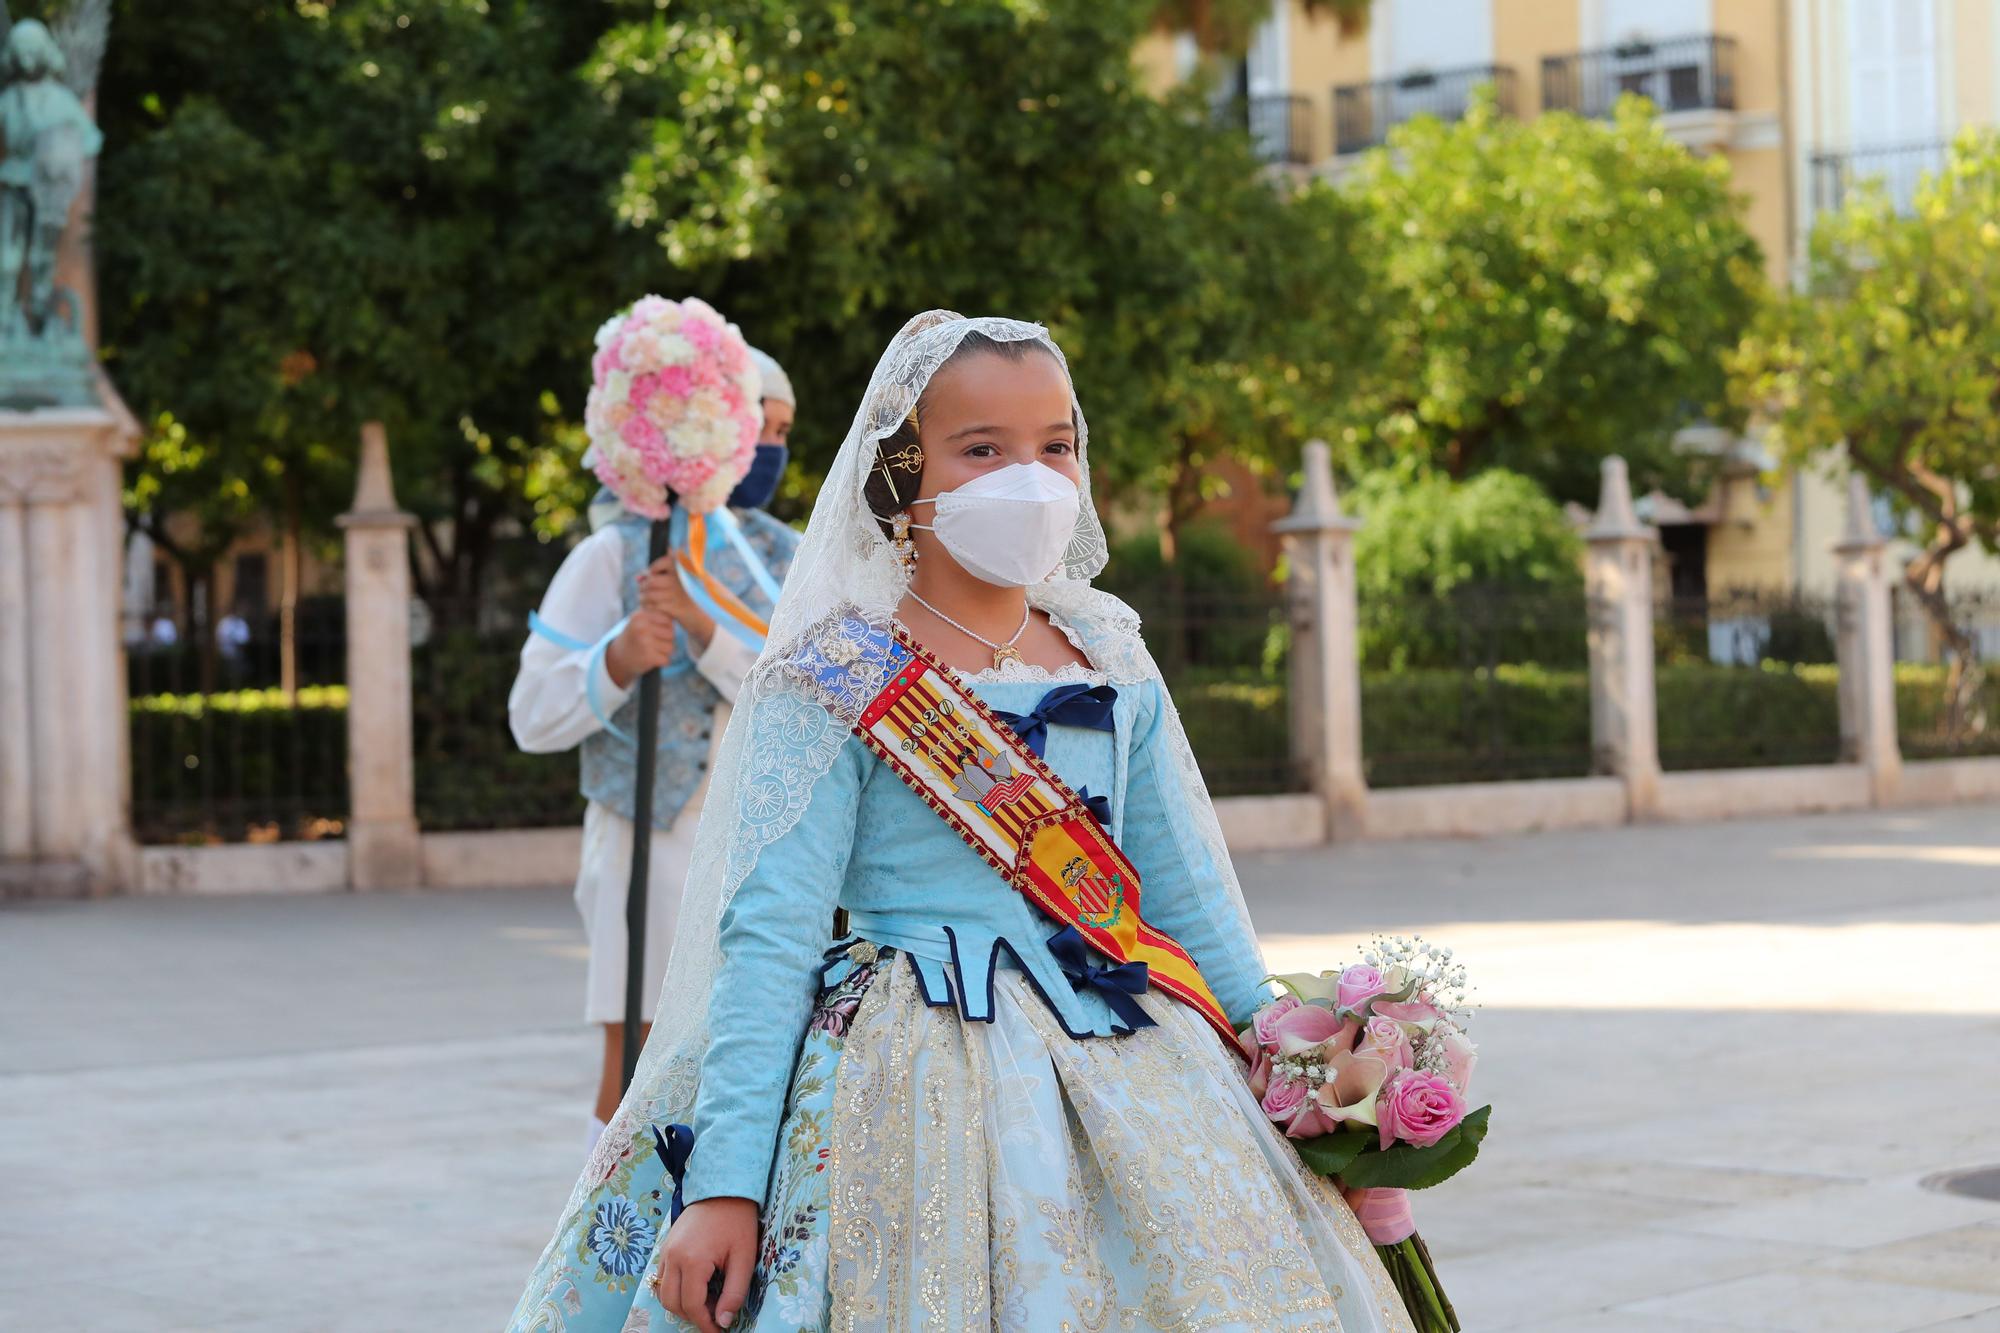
[577,507,797,831]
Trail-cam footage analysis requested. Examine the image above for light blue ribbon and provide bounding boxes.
[710,507,784,605]
[528,609,690,745]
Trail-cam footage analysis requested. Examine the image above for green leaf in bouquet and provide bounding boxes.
[1291,1127,1372,1178]
[1337,1105,1491,1191]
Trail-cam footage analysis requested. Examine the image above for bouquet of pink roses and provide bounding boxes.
[1240,935,1488,1333]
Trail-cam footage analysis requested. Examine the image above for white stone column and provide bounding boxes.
[0,404,140,892]
[338,422,422,889]
[1273,440,1367,838]
[0,498,33,859]
[1585,457,1662,820]
[1834,474,1903,804]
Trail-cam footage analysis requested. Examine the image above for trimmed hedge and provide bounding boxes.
[1897,662,2000,757]
[129,687,351,843]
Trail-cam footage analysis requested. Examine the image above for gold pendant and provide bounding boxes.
[992,644,1025,668]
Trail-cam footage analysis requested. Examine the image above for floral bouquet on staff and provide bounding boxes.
[1240,936,1489,1333]
[585,294,763,518]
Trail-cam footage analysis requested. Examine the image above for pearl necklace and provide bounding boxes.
[905,589,1031,669]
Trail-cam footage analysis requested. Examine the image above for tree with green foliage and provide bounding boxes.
[1346,465,1584,670]
[592,0,1366,554]
[1731,130,2000,738]
[89,0,709,612]
[1333,92,1767,508]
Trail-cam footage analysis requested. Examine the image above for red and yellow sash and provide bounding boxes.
[853,629,1237,1046]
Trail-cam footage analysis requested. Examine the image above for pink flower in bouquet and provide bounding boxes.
[1337,964,1391,1013]
[1356,1015,1414,1073]
[619,415,663,456]
[1377,1070,1467,1150]
[1310,1048,1392,1128]
[656,364,696,400]
[1245,1047,1274,1101]
[1250,994,1303,1051]
[1373,996,1442,1029]
[1441,1028,1478,1097]
[1269,1002,1359,1059]
[1262,1073,1339,1139]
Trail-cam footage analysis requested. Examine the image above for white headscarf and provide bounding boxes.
[552,309,1260,1219]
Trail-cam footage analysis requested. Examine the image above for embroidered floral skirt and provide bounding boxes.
[511,952,1413,1333]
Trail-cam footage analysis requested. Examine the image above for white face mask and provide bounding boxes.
[909,461,1081,587]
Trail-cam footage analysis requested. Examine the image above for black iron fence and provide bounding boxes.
[1333,64,1518,154]
[1358,585,1595,787]
[128,599,350,844]
[412,589,586,833]
[1895,587,2000,759]
[1218,93,1314,166]
[1542,33,1737,119]
[1125,587,1301,797]
[1654,588,1842,771]
[1810,140,1949,216]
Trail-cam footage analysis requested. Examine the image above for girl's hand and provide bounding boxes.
[638,555,717,652]
[655,1196,760,1331]
[604,609,679,688]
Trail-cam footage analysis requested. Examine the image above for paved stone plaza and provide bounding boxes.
[4,804,1998,1331]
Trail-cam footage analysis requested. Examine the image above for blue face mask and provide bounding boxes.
[727,444,789,510]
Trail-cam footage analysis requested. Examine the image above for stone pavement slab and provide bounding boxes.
[3,802,1998,1331]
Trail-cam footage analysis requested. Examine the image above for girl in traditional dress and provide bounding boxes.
[510,313,1414,1333]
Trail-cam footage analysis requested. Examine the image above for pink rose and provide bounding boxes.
[720,338,749,375]
[1262,1074,1338,1139]
[1260,1073,1308,1121]
[630,295,672,322]
[1251,994,1302,1051]
[1355,1016,1413,1073]
[1337,964,1391,1013]
[1269,1003,1359,1058]
[1377,1070,1467,1151]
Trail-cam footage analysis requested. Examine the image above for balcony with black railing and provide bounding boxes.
[1332,64,1518,155]
[1810,140,1950,216]
[1217,93,1314,166]
[1542,34,1737,120]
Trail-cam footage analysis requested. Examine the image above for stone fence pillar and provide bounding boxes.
[338,423,422,889]
[1585,456,1662,820]
[0,400,140,893]
[1834,474,1903,804]
[1273,440,1367,838]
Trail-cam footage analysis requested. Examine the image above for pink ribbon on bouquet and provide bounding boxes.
[1346,1187,1417,1245]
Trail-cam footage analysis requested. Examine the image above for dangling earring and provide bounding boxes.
[890,510,918,577]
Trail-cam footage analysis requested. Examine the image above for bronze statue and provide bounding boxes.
[0,1,107,408]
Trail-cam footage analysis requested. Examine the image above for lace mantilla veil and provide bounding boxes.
[562,310,1267,1218]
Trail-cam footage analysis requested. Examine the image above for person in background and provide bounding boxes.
[509,346,801,1153]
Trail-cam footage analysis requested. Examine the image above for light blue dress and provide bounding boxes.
[511,654,1411,1332]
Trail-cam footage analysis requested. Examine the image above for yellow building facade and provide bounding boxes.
[1163,0,2000,599]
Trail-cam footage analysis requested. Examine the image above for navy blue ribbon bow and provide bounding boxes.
[1046,925,1155,1032]
[655,1123,695,1223]
[1076,786,1111,827]
[991,683,1117,759]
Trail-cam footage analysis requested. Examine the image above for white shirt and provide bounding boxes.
[507,525,759,1022]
